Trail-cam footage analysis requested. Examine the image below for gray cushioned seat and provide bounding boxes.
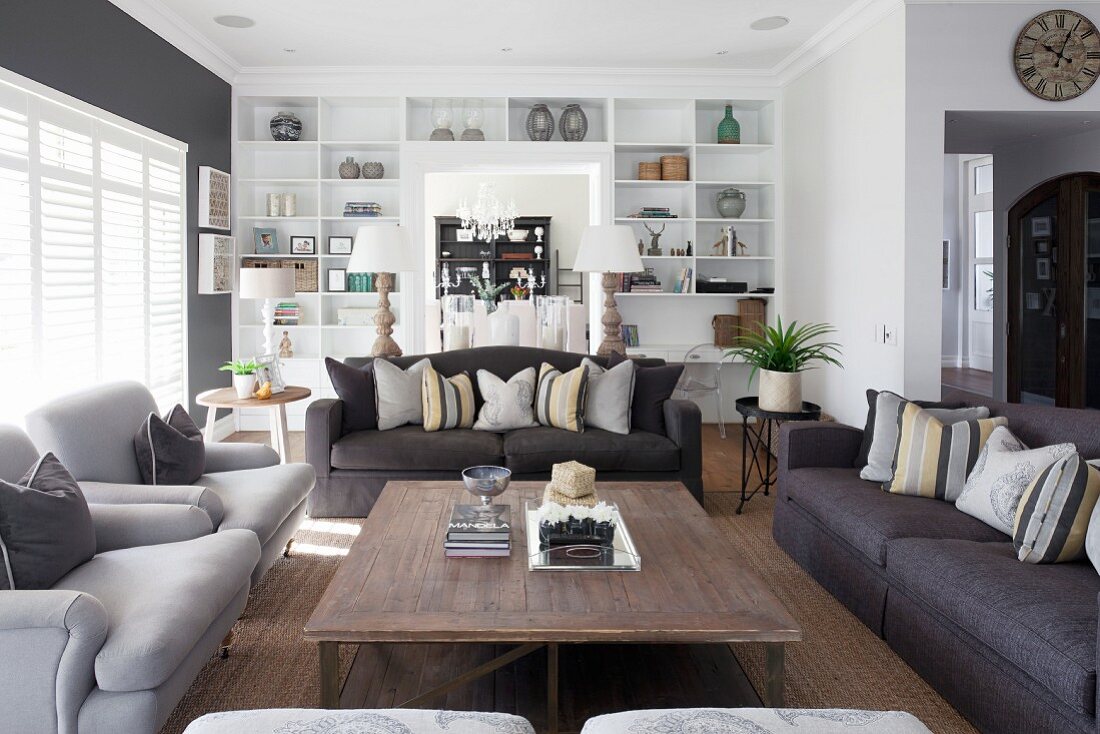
[784,467,1005,566]
[54,528,260,692]
[886,537,1100,716]
[330,426,504,471]
[196,464,315,545]
[503,427,680,474]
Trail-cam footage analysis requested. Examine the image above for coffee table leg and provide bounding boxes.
[319,642,340,708]
[765,643,785,708]
[547,643,559,734]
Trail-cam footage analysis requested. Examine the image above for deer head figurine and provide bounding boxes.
[643,222,665,250]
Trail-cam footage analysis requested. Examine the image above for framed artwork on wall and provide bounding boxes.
[1031,217,1052,238]
[198,166,231,230]
[1036,258,1051,281]
[198,234,234,294]
[941,239,950,290]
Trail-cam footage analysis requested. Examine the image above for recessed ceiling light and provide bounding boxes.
[501,47,513,52]
[284,48,296,53]
[214,15,254,28]
[750,16,790,31]
[715,50,729,55]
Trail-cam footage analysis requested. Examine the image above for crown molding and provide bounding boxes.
[774,0,905,85]
[106,0,240,82]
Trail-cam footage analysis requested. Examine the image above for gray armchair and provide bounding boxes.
[25,381,316,583]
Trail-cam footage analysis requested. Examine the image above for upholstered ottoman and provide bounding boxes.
[184,709,535,733]
[580,708,932,733]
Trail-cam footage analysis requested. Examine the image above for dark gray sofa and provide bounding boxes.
[306,346,703,517]
[774,394,1100,734]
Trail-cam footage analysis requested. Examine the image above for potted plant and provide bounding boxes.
[510,284,529,300]
[726,318,843,413]
[219,359,260,399]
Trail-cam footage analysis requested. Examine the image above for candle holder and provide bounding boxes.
[441,294,474,351]
[434,263,463,297]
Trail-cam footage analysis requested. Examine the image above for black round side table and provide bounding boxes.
[735,397,822,514]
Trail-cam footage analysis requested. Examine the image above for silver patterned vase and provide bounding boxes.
[526,104,554,141]
[269,111,302,141]
[338,156,360,179]
[361,161,384,179]
[559,104,588,142]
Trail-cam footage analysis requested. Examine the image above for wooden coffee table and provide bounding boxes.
[305,481,800,732]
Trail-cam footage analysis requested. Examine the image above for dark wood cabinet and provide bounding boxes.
[434,216,554,303]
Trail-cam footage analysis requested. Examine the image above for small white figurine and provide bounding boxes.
[534,244,543,259]
[534,226,544,243]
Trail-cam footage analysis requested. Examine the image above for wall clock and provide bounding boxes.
[1015,9,1100,100]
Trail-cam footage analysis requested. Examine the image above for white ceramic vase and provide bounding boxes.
[488,305,520,346]
[233,373,256,399]
[758,369,802,413]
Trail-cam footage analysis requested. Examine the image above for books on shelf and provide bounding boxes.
[445,504,512,558]
[618,267,663,293]
[620,324,640,347]
[273,301,300,326]
[672,267,693,294]
[343,201,383,218]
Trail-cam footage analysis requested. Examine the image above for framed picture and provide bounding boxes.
[1034,239,1049,254]
[290,236,316,255]
[198,234,234,294]
[1031,217,1052,238]
[1025,292,1042,310]
[328,235,354,255]
[328,268,347,292]
[1089,288,1100,319]
[1036,258,1051,281]
[198,166,231,230]
[253,227,278,254]
[941,240,950,290]
[253,354,285,394]
[456,229,474,242]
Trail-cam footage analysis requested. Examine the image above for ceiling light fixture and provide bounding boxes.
[284,48,296,53]
[501,47,513,52]
[214,15,254,28]
[750,16,790,31]
[715,50,729,55]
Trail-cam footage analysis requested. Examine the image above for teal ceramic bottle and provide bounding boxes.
[717,104,741,144]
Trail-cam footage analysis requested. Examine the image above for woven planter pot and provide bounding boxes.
[758,369,802,413]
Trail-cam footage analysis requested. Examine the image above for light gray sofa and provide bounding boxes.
[25,381,316,584]
[0,425,261,734]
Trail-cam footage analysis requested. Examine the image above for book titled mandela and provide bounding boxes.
[446,505,512,542]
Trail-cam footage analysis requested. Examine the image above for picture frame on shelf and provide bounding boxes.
[328,268,348,292]
[198,234,234,294]
[290,235,316,255]
[1031,217,1052,238]
[253,227,279,254]
[198,166,230,230]
[328,235,354,255]
[1036,258,1051,281]
[253,354,286,394]
[456,229,474,242]
[1034,239,1049,254]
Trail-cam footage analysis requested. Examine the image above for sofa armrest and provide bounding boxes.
[204,441,279,473]
[779,422,864,471]
[0,590,107,734]
[79,481,225,528]
[664,398,702,474]
[88,503,213,552]
[306,399,343,479]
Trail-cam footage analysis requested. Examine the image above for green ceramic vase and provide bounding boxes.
[717,104,741,144]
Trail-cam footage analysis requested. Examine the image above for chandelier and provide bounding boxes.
[456,183,517,242]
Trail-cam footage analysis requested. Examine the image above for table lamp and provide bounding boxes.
[573,225,644,356]
[239,267,296,356]
[348,225,415,357]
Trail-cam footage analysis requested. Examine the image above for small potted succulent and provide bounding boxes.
[219,358,260,399]
[726,317,843,413]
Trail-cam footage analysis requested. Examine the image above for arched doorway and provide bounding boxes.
[1007,172,1100,407]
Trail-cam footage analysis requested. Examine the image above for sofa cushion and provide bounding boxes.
[422,364,476,432]
[197,463,315,544]
[784,467,1004,566]
[886,537,1100,715]
[856,388,965,468]
[581,709,933,734]
[134,405,206,486]
[325,357,377,432]
[54,529,260,692]
[331,427,504,472]
[503,427,679,474]
[609,351,683,435]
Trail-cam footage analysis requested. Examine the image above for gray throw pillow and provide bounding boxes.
[373,358,431,431]
[134,404,206,485]
[474,367,537,432]
[0,453,96,590]
[860,391,990,482]
[581,357,635,435]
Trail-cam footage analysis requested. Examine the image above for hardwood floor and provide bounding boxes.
[942,366,993,398]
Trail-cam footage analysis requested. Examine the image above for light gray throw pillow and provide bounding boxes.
[1084,461,1100,574]
[474,367,537,432]
[373,358,431,431]
[581,357,635,435]
[860,391,990,482]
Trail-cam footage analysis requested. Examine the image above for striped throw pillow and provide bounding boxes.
[535,362,589,433]
[421,364,475,432]
[1014,454,1100,564]
[884,401,1007,499]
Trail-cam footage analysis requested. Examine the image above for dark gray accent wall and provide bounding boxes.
[0,0,231,416]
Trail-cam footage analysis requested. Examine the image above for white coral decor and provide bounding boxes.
[536,501,617,526]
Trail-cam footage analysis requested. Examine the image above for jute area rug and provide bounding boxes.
[162,494,975,734]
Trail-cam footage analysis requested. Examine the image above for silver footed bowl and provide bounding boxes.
[461,466,512,506]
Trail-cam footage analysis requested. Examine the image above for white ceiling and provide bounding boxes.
[945,111,1100,153]
[127,0,865,71]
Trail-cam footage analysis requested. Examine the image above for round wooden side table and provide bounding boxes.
[734,397,822,514]
[196,385,311,464]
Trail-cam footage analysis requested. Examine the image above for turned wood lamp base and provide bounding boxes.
[370,271,403,358]
[596,271,627,357]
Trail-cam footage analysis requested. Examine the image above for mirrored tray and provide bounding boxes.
[525,501,641,572]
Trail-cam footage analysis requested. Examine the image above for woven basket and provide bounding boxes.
[712,314,739,348]
[549,461,596,498]
[660,155,688,181]
[240,258,317,293]
[638,162,661,181]
[737,298,767,339]
[544,485,600,508]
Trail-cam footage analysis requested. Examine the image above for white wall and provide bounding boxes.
[942,154,964,365]
[782,8,907,426]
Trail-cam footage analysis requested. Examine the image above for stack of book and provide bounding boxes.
[273,302,300,326]
[620,267,662,293]
[628,207,678,219]
[343,201,383,217]
[444,504,512,558]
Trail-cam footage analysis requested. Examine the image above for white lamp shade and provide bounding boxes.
[348,225,415,273]
[238,267,296,299]
[573,225,643,273]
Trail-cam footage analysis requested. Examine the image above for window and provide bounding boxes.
[0,69,187,422]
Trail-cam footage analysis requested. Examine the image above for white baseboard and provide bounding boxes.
[941,355,961,368]
[210,414,236,441]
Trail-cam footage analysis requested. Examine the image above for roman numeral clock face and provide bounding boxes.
[1016,10,1100,100]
